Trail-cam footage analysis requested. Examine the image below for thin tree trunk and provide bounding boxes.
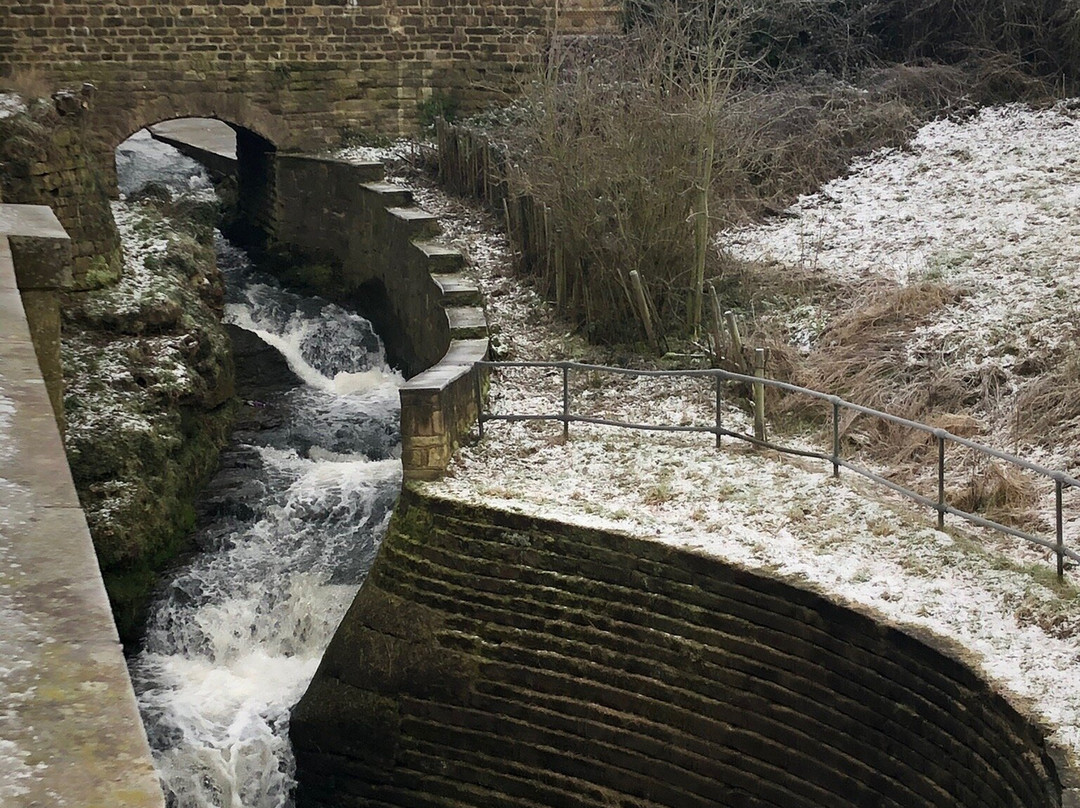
[688,119,715,337]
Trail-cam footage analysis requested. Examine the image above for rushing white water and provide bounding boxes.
[118,127,403,808]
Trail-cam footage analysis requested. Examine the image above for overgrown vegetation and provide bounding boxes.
[435,0,1080,534]
[471,0,1074,346]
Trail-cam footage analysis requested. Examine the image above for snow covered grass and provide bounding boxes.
[726,102,1080,472]
[0,92,26,120]
[343,124,1080,774]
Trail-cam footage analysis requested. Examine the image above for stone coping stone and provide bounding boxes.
[388,206,438,223]
[362,180,413,200]
[0,205,72,291]
[434,274,481,304]
[402,339,489,392]
[413,241,466,273]
[0,262,164,807]
[0,205,69,242]
[447,306,487,337]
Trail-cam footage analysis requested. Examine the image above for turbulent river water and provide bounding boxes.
[117,128,403,807]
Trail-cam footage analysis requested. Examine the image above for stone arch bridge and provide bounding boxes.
[1,0,621,154]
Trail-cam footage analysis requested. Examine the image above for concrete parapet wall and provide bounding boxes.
[0,216,164,808]
[400,340,489,481]
[292,487,1074,808]
[270,155,487,480]
[0,204,72,430]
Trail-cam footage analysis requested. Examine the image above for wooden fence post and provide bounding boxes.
[753,347,766,441]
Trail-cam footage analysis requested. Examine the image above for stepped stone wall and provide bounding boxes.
[0,0,622,155]
[292,487,1072,808]
[267,154,488,479]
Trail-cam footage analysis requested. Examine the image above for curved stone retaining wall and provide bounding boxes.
[292,488,1070,808]
[268,154,487,480]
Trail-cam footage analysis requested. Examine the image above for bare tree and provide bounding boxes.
[639,1,762,337]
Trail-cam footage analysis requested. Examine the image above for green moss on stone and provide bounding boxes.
[62,199,236,645]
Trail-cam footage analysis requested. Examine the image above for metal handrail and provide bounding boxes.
[475,360,1079,577]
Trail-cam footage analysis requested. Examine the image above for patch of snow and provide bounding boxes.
[725,102,1080,466]
[0,93,27,120]
[337,139,421,167]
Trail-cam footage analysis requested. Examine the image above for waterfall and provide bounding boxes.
[118,126,402,808]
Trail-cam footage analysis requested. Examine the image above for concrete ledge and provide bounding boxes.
[360,181,413,208]
[414,241,467,273]
[149,119,239,181]
[0,205,73,430]
[447,306,488,339]
[0,237,164,808]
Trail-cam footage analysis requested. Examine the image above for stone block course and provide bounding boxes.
[293,487,1071,808]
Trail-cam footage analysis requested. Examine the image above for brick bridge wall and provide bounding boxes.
[0,0,623,155]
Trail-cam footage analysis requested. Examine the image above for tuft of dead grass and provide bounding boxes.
[1015,342,1080,444]
[948,460,1039,527]
[0,68,53,101]
[782,281,962,419]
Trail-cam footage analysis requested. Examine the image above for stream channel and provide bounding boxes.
[116,129,403,807]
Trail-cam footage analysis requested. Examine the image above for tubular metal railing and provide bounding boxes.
[475,360,1080,578]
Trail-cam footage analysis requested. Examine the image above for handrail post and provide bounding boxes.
[831,399,840,478]
[1056,479,1065,580]
[753,348,766,442]
[937,433,946,530]
[715,374,722,449]
[562,363,570,441]
[474,365,484,440]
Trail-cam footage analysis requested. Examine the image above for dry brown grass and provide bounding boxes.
[760,280,967,462]
[745,276,1053,528]
[948,460,1039,527]
[0,68,53,100]
[1015,343,1080,444]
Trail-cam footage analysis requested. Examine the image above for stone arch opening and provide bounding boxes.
[113,116,277,246]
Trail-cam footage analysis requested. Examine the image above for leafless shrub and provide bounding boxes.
[474,0,1069,348]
